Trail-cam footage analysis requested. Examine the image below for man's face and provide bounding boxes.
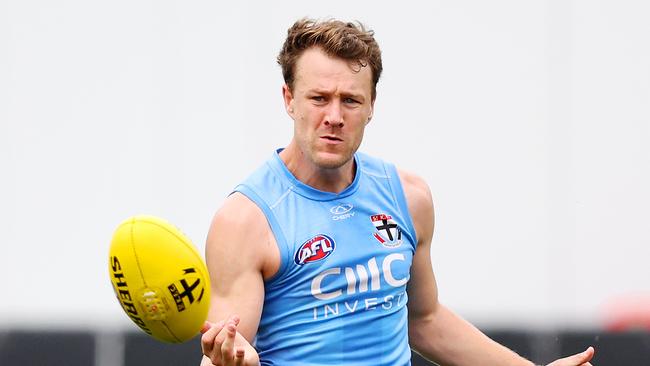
[283,47,374,170]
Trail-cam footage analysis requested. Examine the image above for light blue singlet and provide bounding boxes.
[234,150,418,366]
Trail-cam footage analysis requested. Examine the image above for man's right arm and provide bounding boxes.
[200,192,280,366]
[400,170,594,366]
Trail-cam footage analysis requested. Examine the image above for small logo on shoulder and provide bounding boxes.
[371,214,403,248]
[295,234,336,265]
[330,203,354,221]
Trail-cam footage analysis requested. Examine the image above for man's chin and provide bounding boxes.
[313,152,353,170]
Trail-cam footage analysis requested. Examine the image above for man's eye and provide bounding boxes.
[344,98,359,104]
[312,96,325,102]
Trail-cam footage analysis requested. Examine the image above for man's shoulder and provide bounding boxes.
[395,168,434,242]
[207,191,280,281]
[356,151,427,191]
[208,194,270,253]
[214,192,266,228]
[356,151,395,178]
[234,152,289,203]
[396,168,430,197]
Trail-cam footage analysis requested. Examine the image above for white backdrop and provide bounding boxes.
[1,0,648,330]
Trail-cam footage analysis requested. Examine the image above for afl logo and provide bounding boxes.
[294,234,336,265]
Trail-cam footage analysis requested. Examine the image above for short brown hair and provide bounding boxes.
[278,18,383,100]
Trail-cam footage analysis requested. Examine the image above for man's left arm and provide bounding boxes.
[399,170,594,366]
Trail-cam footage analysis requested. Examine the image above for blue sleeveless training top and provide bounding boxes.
[234,150,418,366]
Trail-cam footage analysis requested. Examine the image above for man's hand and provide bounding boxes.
[201,316,260,366]
[546,346,595,366]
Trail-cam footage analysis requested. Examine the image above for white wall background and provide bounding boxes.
[1,0,648,330]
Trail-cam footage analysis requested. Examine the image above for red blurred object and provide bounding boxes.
[603,294,650,331]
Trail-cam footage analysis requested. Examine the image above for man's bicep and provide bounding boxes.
[407,239,439,319]
[406,229,444,356]
[398,169,438,318]
[204,193,276,342]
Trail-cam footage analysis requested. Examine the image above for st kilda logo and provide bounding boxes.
[167,267,205,312]
[294,234,336,265]
[371,213,403,248]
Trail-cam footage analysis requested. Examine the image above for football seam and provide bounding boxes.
[162,321,183,343]
[130,216,203,343]
[129,218,180,342]
[130,217,148,288]
[137,217,209,278]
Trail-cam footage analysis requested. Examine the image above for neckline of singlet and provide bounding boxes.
[269,148,362,201]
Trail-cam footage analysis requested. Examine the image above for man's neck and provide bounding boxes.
[279,144,356,194]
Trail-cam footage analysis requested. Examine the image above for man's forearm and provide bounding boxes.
[409,304,534,366]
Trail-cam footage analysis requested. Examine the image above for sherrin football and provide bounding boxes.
[108,215,210,343]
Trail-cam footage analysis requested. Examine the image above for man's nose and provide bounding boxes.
[324,101,344,128]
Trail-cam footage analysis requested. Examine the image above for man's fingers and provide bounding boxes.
[578,346,595,363]
[200,321,212,334]
[220,322,237,361]
[234,347,245,366]
[552,346,595,366]
[231,315,241,326]
[201,320,225,354]
[200,315,257,366]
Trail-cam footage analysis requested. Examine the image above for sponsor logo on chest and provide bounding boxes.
[330,203,355,221]
[309,253,410,320]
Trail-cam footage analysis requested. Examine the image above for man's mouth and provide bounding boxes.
[321,135,343,142]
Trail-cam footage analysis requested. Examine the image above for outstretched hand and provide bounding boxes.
[201,316,260,366]
[546,346,595,366]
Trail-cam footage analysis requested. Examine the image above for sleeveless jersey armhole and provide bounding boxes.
[232,184,292,284]
[382,163,419,249]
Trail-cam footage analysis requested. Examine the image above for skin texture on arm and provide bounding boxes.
[400,170,595,366]
[199,192,280,366]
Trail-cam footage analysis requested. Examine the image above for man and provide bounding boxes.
[200,18,596,366]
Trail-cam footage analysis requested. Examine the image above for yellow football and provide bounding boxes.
[108,215,210,343]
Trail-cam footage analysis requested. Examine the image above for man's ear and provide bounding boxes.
[282,84,295,116]
[366,99,375,125]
